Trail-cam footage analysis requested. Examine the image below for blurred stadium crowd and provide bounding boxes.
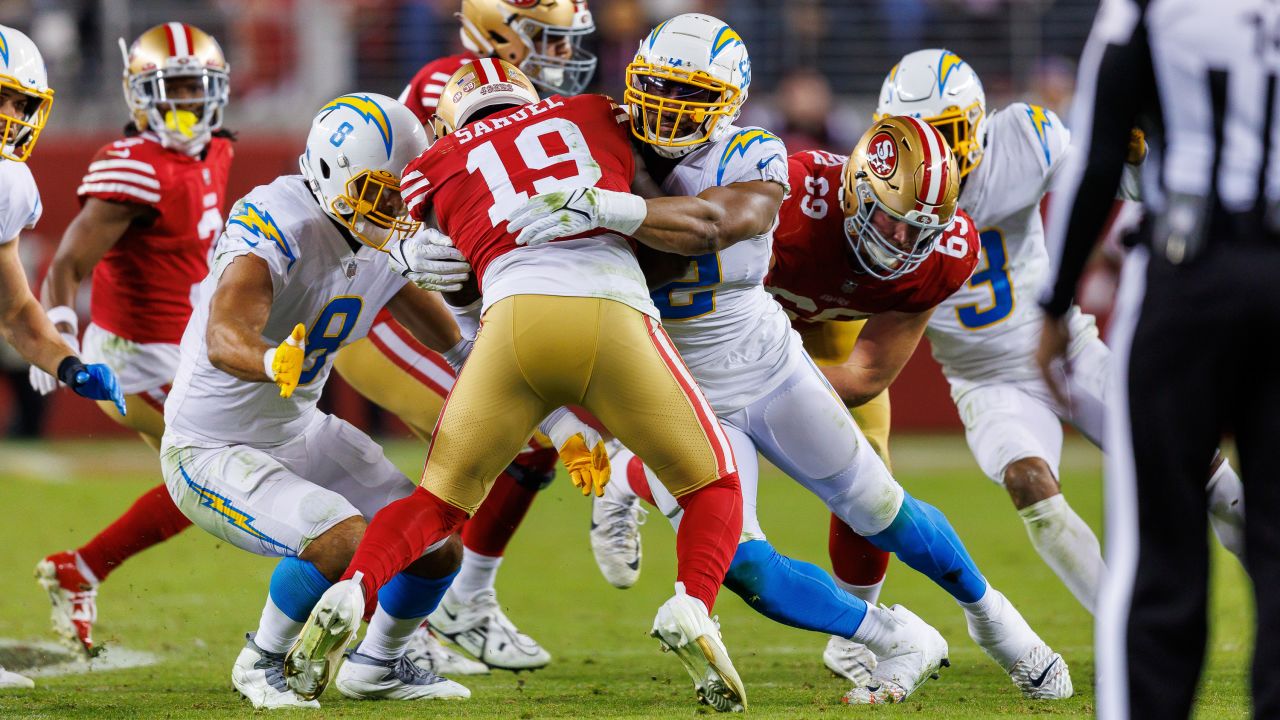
[0,0,1103,437]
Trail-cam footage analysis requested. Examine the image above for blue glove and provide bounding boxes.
[58,357,127,417]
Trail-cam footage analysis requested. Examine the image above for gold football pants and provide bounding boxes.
[423,295,735,514]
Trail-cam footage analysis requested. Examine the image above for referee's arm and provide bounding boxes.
[1042,4,1154,317]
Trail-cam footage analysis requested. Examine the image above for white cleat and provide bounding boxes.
[823,635,877,687]
[650,585,747,713]
[285,577,363,700]
[0,665,34,690]
[406,625,489,676]
[590,443,647,589]
[1009,644,1073,699]
[843,605,948,705]
[336,649,471,700]
[232,633,320,709]
[428,589,550,671]
[963,587,1071,698]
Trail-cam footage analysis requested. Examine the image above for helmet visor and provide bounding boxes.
[511,16,597,96]
[0,78,53,162]
[623,63,738,149]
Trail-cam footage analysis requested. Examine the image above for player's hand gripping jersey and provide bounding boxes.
[924,104,1095,383]
[766,149,980,324]
[0,159,41,245]
[401,92,652,315]
[164,176,407,447]
[78,134,234,344]
[647,126,791,413]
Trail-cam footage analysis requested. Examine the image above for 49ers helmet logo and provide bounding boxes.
[866,131,898,179]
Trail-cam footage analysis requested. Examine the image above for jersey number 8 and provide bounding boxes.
[300,296,364,385]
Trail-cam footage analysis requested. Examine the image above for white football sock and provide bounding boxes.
[360,604,426,661]
[1018,494,1104,614]
[959,585,1039,672]
[450,548,503,602]
[254,596,303,655]
[835,577,884,606]
[1207,459,1245,559]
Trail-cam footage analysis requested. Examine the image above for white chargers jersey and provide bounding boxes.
[649,126,793,413]
[0,159,41,244]
[165,175,408,447]
[926,103,1097,383]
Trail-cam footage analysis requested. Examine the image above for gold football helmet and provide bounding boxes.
[458,0,596,95]
[431,58,539,138]
[841,115,960,280]
[120,22,229,152]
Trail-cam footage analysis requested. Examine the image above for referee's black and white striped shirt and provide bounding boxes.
[1043,0,1280,315]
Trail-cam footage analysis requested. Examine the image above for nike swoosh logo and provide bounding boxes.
[106,149,131,158]
[1030,657,1059,688]
[626,557,640,570]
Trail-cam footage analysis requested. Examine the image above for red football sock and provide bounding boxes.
[343,485,468,610]
[828,514,890,586]
[460,450,553,557]
[627,455,657,507]
[77,484,193,582]
[673,473,742,612]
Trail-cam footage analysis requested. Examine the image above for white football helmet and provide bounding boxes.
[299,93,430,250]
[876,49,987,178]
[625,13,751,158]
[0,24,54,162]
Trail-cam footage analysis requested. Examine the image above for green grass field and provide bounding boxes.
[0,435,1254,718]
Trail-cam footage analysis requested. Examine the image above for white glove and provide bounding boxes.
[386,228,471,292]
[507,187,648,247]
[29,332,80,395]
[441,336,473,373]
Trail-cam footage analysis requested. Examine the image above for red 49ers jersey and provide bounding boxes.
[398,51,480,126]
[78,134,233,344]
[402,93,634,284]
[765,149,979,324]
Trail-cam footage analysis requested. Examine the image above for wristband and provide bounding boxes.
[599,189,648,236]
[263,348,277,381]
[57,356,86,387]
[47,305,78,335]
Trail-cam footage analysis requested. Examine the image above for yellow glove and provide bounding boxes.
[541,409,611,497]
[559,433,612,497]
[269,324,306,398]
[1126,127,1148,165]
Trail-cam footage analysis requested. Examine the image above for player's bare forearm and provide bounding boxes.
[387,283,463,353]
[0,239,76,374]
[633,181,784,256]
[821,310,931,407]
[206,255,276,381]
[41,199,144,328]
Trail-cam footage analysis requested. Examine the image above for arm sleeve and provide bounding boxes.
[1042,1,1152,317]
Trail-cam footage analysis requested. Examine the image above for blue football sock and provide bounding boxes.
[377,568,458,620]
[268,557,333,622]
[724,539,867,638]
[867,492,988,603]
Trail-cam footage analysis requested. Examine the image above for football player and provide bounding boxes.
[288,59,748,712]
[824,49,1245,622]
[1,24,123,690]
[160,93,476,708]
[353,0,597,668]
[515,15,1071,702]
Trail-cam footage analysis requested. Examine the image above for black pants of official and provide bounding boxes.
[1111,240,1280,718]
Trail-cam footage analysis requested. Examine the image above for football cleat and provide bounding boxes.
[285,577,363,700]
[823,635,877,687]
[336,649,471,701]
[232,633,320,709]
[0,665,34,690]
[843,605,948,705]
[590,449,647,589]
[35,551,100,657]
[428,589,550,671]
[405,625,489,676]
[1009,644,1073,700]
[650,584,747,713]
